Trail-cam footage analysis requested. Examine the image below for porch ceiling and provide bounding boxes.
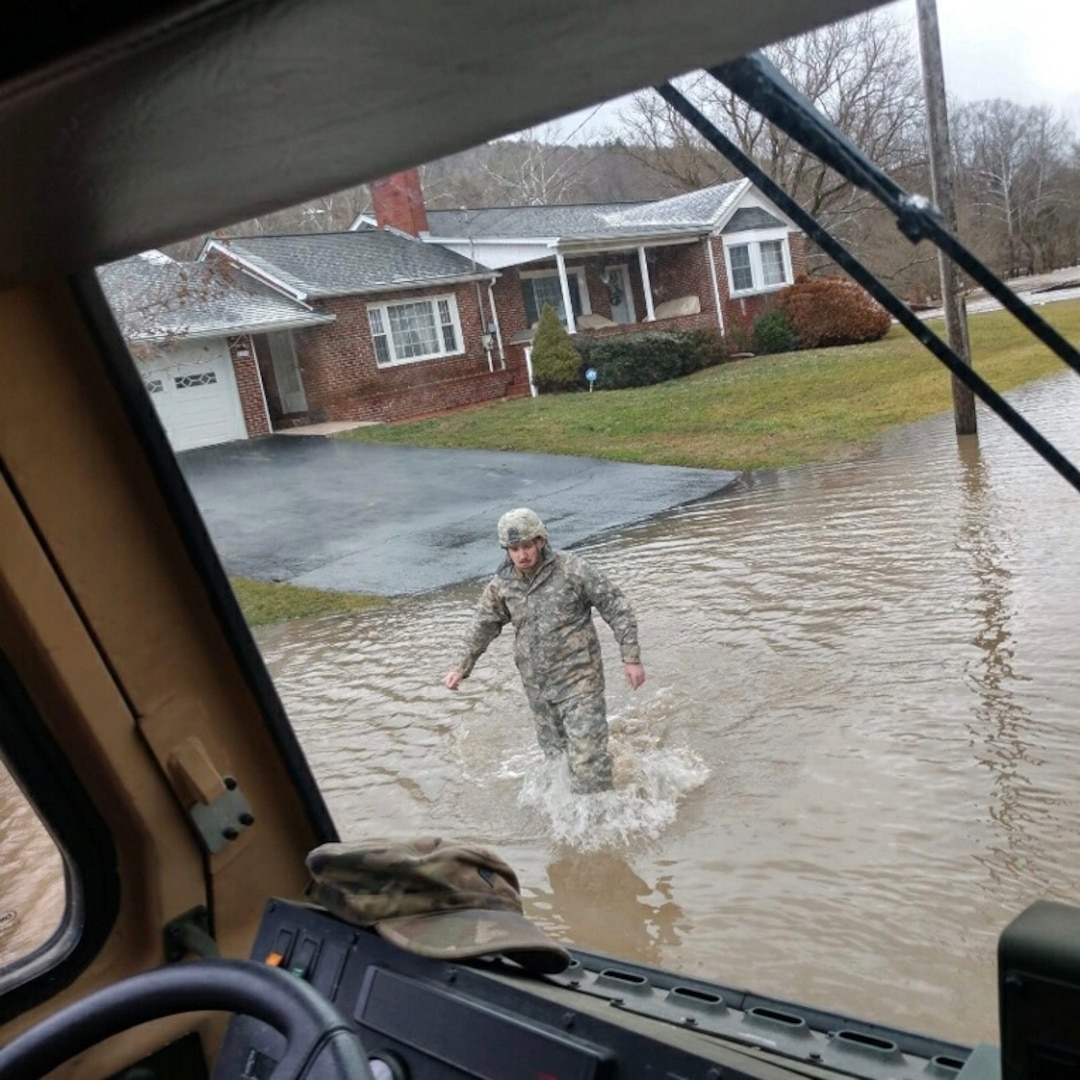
[557,235,708,257]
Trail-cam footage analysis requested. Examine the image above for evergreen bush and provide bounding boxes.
[683,328,729,368]
[753,309,799,354]
[574,330,714,390]
[530,304,583,393]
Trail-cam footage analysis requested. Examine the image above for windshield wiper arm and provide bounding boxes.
[656,69,1080,496]
[710,53,1080,378]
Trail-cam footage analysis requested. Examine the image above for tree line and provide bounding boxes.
[168,8,1079,305]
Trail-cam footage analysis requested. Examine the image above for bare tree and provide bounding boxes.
[617,9,927,267]
[953,99,1076,275]
[471,125,593,206]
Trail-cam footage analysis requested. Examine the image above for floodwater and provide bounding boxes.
[258,369,1080,1048]
[3,369,1079,1051]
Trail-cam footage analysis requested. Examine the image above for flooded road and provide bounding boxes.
[258,369,1080,1048]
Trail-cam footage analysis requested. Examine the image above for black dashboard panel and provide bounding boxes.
[217,900,767,1080]
[217,900,978,1080]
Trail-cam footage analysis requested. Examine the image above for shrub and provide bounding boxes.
[531,304,582,393]
[574,330,715,390]
[683,328,729,367]
[753,309,799,354]
[774,277,892,349]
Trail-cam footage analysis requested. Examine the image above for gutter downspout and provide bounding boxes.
[554,250,577,334]
[475,280,494,372]
[524,345,538,397]
[637,245,656,321]
[705,235,726,336]
[487,278,505,368]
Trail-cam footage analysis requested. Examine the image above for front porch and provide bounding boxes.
[507,236,729,343]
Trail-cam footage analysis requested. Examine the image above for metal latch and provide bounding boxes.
[168,736,256,854]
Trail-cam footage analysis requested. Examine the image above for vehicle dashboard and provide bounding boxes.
[218,899,979,1080]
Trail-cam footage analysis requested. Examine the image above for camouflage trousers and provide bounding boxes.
[530,691,613,794]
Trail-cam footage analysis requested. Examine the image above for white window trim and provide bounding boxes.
[721,228,794,298]
[367,293,465,367]
[519,266,592,323]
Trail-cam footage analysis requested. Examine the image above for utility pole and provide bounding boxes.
[916,0,977,436]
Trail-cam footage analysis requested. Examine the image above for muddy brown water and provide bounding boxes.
[5,370,1080,1049]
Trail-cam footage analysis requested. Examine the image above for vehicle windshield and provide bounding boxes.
[7,0,1076,1055]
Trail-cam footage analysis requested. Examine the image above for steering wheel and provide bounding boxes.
[0,958,374,1079]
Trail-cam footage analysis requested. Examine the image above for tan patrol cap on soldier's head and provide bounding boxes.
[305,837,571,974]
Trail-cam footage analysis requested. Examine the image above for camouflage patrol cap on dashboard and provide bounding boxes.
[305,837,571,974]
[497,507,547,548]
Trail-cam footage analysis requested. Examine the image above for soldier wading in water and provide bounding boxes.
[443,508,646,794]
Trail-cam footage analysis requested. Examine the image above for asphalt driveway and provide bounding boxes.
[178,436,738,595]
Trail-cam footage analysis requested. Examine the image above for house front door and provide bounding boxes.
[605,264,636,324]
[267,332,308,414]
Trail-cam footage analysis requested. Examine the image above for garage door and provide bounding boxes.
[140,341,248,452]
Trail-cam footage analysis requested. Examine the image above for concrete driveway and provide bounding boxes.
[179,437,738,595]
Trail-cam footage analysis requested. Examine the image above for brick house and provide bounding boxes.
[103,173,808,452]
[200,186,529,431]
[97,253,333,452]
[200,169,806,431]
[414,169,808,383]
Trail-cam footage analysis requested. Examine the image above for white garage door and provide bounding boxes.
[140,341,248,452]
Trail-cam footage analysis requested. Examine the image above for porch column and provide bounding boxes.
[704,235,726,335]
[637,246,656,321]
[555,250,577,334]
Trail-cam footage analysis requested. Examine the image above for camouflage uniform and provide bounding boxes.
[453,545,641,794]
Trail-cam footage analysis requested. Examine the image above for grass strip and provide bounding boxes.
[230,576,383,627]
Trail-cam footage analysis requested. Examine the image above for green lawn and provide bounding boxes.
[230,576,384,627]
[341,301,1080,471]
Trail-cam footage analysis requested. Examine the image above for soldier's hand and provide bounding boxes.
[624,662,645,690]
[443,670,463,690]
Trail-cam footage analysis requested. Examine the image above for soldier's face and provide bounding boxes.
[507,538,543,572]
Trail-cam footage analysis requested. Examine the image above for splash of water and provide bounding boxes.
[508,711,710,851]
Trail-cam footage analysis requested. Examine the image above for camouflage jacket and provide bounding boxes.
[454,548,641,704]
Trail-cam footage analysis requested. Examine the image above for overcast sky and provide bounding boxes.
[911,0,1078,113]
[551,0,1077,142]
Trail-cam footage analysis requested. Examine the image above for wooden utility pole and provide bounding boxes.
[916,0,977,436]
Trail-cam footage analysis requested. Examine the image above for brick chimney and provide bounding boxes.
[370,168,429,236]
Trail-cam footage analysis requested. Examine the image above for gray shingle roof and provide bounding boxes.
[97,254,332,340]
[426,180,748,241]
[215,230,491,298]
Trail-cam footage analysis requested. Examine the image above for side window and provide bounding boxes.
[727,244,754,291]
[0,758,66,973]
[521,270,586,328]
[0,648,117,998]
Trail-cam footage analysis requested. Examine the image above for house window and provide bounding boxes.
[175,371,218,389]
[367,295,462,366]
[760,240,786,286]
[728,246,754,292]
[724,236,793,295]
[521,269,588,328]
